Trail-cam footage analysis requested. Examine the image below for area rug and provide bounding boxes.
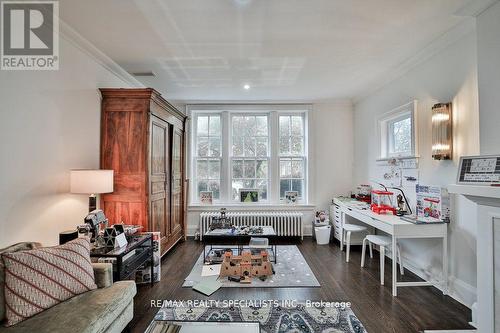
[183,245,320,288]
[153,301,367,333]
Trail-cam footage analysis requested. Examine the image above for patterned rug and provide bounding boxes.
[153,302,367,333]
[183,245,320,288]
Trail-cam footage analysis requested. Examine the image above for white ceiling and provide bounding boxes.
[59,0,475,102]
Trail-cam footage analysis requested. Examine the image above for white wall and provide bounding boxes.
[185,100,354,236]
[477,1,500,155]
[0,31,139,248]
[353,29,480,307]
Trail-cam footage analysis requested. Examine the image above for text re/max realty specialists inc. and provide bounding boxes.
[150,299,352,309]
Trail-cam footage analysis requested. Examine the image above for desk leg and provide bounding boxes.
[392,235,397,296]
[442,232,448,295]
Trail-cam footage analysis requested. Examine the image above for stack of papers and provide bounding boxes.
[201,264,221,277]
[192,276,222,296]
[400,215,445,224]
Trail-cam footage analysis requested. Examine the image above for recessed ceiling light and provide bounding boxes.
[243,84,250,90]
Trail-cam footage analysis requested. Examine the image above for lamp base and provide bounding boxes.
[89,195,97,212]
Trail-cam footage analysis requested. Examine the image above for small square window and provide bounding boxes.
[388,115,412,156]
[379,101,417,159]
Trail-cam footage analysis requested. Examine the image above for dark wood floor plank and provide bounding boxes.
[129,238,472,333]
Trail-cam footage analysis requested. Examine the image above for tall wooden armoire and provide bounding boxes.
[99,88,186,256]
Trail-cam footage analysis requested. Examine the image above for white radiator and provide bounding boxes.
[199,211,303,240]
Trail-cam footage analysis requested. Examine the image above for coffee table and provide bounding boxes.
[146,321,260,333]
[203,226,278,263]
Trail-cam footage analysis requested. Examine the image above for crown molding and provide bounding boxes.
[59,19,144,88]
[353,18,476,105]
[454,0,499,17]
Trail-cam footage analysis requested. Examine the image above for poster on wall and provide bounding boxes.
[375,165,402,187]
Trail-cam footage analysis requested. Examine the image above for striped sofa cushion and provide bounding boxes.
[1,238,97,326]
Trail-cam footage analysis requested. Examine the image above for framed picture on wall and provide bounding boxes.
[285,191,298,205]
[457,155,500,185]
[200,191,213,205]
[240,189,259,203]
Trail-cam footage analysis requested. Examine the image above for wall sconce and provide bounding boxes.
[431,103,452,160]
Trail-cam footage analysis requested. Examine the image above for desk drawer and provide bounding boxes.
[334,229,341,241]
[342,207,392,234]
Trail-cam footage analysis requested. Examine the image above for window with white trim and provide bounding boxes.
[279,115,305,199]
[231,115,269,201]
[189,106,309,205]
[194,115,221,199]
[379,101,417,159]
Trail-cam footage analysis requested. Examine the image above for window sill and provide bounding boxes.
[376,155,419,162]
[188,203,316,212]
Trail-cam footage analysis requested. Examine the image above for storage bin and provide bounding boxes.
[315,225,331,245]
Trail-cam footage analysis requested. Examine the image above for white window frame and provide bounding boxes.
[378,100,418,159]
[278,114,307,202]
[229,113,271,203]
[192,113,223,201]
[187,105,310,206]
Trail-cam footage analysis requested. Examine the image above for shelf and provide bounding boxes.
[448,184,500,199]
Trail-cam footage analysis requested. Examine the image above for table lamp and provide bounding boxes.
[70,169,114,212]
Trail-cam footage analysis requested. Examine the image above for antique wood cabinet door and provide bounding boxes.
[149,116,171,252]
[171,128,184,238]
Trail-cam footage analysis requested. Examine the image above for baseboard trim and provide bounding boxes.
[391,253,476,308]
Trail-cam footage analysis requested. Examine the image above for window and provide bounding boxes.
[379,101,417,159]
[388,115,412,156]
[189,106,309,205]
[231,115,269,201]
[194,115,221,199]
[279,116,305,199]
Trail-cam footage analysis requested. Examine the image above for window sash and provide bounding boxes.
[387,114,412,157]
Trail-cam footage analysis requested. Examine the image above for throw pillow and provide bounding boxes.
[0,242,42,324]
[2,238,97,326]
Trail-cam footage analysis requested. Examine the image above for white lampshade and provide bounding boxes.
[70,169,114,194]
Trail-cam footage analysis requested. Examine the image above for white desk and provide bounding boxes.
[333,197,448,296]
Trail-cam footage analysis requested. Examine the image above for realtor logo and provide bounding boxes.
[1,0,59,70]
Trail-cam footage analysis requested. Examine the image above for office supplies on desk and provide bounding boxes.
[371,190,396,215]
[416,184,450,222]
[400,215,445,224]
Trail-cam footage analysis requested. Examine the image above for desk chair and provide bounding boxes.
[361,234,404,285]
[342,224,368,263]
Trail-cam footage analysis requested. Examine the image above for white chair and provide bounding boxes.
[341,224,368,263]
[361,234,404,285]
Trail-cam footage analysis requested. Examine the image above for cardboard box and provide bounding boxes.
[416,184,450,223]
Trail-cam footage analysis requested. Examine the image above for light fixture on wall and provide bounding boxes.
[431,103,453,160]
[70,169,114,212]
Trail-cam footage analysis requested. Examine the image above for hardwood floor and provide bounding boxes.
[130,238,473,333]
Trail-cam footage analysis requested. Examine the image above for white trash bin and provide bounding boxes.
[315,225,331,245]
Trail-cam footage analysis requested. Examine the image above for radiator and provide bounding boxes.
[199,211,303,240]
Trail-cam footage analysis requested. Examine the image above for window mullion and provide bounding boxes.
[270,111,279,204]
[221,111,230,203]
